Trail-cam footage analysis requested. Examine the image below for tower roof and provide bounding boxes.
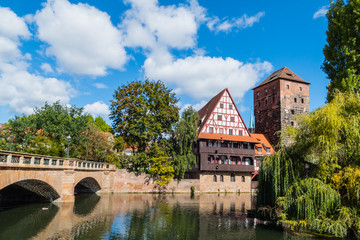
[252,66,310,90]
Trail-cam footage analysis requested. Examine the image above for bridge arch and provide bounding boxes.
[74,177,101,194]
[0,179,60,206]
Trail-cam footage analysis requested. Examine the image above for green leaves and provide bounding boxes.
[323,0,360,101]
[110,79,179,152]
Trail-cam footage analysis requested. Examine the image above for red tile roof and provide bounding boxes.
[253,66,310,90]
[198,133,259,143]
[251,133,274,155]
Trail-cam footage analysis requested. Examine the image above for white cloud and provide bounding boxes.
[0,7,74,115]
[33,0,127,76]
[207,12,265,33]
[93,83,108,89]
[120,0,206,50]
[0,64,74,114]
[83,101,110,117]
[313,6,328,19]
[40,63,53,73]
[144,55,273,100]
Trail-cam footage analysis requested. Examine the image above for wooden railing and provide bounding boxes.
[0,150,116,171]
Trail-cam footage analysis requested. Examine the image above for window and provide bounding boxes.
[257,92,259,97]
[230,117,235,122]
[231,173,235,182]
[239,130,243,136]
[243,143,248,149]
[291,110,295,114]
[265,89,267,94]
[273,85,276,90]
[207,141,213,147]
[301,98,304,103]
[209,127,214,133]
[229,129,233,135]
[219,128,224,134]
[265,100,267,105]
[241,176,245,182]
[286,84,290,89]
[213,175,217,182]
[258,102,260,107]
[299,87,302,92]
[258,147,262,153]
[291,121,294,126]
[229,104,233,109]
[220,103,224,108]
[294,98,297,103]
[273,96,275,103]
[266,148,271,154]
[220,175,224,182]
[217,115,222,120]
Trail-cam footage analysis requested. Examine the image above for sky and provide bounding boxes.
[0,0,330,126]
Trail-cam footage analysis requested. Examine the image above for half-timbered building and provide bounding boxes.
[190,88,260,192]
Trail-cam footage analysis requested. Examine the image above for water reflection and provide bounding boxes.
[0,193,335,240]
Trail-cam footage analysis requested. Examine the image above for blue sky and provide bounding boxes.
[0,0,329,126]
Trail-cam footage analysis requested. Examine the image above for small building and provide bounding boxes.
[191,88,260,192]
[253,67,310,146]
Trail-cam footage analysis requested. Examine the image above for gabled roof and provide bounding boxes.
[253,66,310,90]
[197,88,227,133]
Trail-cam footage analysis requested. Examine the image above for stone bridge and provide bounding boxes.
[0,150,116,205]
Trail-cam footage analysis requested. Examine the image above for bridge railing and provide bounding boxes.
[0,150,116,171]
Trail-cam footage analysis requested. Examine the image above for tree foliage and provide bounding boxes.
[172,106,199,179]
[257,91,360,237]
[110,79,179,152]
[323,0,360,101]
[94,116,112,132]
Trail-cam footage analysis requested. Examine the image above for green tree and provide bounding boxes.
[322,0,360,101]
[257,91,360,237]
[110,79,179,152]
[172,106,199,179]
[94,116,112,132]
[5,101,90,158]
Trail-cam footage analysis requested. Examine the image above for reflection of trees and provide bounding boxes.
[0,203,58,240]
[74,194,100,216]
[119,202,200,240]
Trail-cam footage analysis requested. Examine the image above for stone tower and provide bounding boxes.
[252,67,310,146]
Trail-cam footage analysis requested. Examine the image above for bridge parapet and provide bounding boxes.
[0,150,116,171]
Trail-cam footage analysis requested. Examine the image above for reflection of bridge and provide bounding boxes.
[0,150,116,204]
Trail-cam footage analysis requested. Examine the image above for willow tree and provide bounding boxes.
[257,91,360,237]
[172,106,199,179]
[323,0,360,101]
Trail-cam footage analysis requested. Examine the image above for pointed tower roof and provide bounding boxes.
[253,66,310,90]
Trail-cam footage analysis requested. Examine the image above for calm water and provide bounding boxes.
[0,193,336,240]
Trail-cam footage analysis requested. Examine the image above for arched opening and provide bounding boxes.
[74,177,101,195]
[0,179,60,208]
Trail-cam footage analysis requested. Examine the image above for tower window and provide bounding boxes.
[273,96,275,102]
[294,98,297,103]
[241,176,245,182]
[257,92,259,97]
[230,116,235,122]
[265,89,267,94]
[286,84,290,89]
[291,110,295,114]
[265,100,267,105]
[218,115,222,120]
[299,87,302,92]
[220,103,224,108]
[273,85,276,90]
[301,98,304,103]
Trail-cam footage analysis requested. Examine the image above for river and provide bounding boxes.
[0,193,338,239]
